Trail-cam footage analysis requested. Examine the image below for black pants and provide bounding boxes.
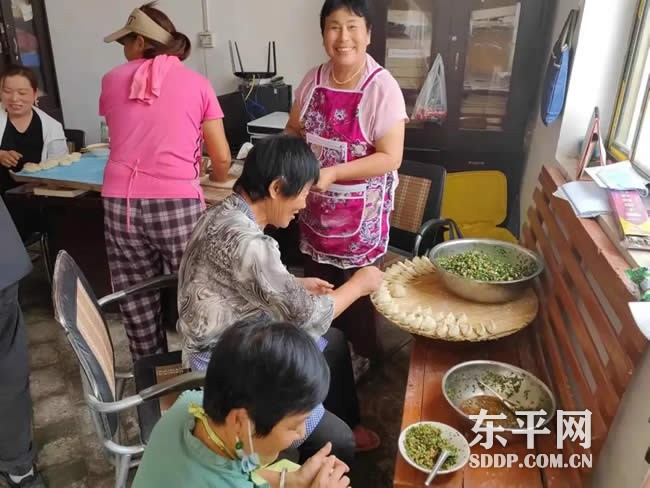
[321,328,361,428]
[0,284,34,475]
[297,410,355,466]
[296,328,360,466]
[305,258,382,359]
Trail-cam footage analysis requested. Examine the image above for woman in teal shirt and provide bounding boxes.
[133,318,351,488]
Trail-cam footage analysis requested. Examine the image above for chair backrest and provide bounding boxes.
[389,160,446,253]
[521,166,646,481]
[441,170,507,225]
[441,170,518,242]
[64,129,86,153]
[51,250,119,438]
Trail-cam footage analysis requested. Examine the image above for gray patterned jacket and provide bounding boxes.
[177,194,334,358]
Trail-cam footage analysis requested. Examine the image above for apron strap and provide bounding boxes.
[360,67,384,91]
[316,64,324,85]
[124,158,141,233]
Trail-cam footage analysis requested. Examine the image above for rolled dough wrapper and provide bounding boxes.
[40,160,59,170]
[22,162,41,173]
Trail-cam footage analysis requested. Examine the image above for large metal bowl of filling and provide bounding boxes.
[428,238,544,303]
[442,360,556,438]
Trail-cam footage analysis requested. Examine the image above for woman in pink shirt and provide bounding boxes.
[286,0,407,381]
[100,2,231,359]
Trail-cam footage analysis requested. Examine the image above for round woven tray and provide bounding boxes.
[371,257,539,342]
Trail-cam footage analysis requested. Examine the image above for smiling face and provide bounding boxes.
[322,7,371,69]
[1,75,37,117]
[266,181,312,229]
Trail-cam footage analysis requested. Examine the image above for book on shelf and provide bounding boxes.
[608,189,650,250]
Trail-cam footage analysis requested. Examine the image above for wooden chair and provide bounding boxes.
[52,251,203,488]
[385,160,452,267]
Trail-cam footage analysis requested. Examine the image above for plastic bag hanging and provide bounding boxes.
[412,53,447,123]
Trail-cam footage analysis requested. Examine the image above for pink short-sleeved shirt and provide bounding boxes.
[99,59,223,199]
[294,54,408,142]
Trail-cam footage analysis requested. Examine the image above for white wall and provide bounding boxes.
[592,347,650,488]
[520,0,636,221]
[519,0,580,224]
[44,0,326,143]
[520,1,650,485]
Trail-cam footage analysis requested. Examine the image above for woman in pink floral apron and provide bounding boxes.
[287,0,408,362]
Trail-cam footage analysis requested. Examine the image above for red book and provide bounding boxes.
[609,190,650,250]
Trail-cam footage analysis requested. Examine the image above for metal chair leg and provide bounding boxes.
[40,232,52,285]
[115,453,131,488]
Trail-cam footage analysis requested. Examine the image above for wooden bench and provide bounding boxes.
[393,166,647,487]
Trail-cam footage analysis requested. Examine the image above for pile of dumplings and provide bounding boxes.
[22,152,82,173]
[371,255,499,340]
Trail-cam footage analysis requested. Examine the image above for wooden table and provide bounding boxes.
[5,175,232,300]
[394,332,569,488]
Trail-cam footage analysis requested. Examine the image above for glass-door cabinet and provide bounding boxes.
[0,0,62,122]
[370,0,550,153]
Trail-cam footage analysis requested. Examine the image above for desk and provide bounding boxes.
[394,333,569,487]
[7,159,232,299]
[11,155,233,205]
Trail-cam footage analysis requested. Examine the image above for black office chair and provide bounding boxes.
[64,129,86,152]
[385,160,460,267]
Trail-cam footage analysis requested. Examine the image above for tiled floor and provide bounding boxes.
[4,260,411,488]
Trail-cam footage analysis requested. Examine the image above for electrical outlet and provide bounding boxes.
[199,31,214,48]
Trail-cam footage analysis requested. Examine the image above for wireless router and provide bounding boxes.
[229,40,277,80]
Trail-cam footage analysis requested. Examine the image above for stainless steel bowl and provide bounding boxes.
[442,360,556,436]
[428,238,544,303]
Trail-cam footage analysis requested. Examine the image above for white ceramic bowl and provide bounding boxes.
[398,421,470,475]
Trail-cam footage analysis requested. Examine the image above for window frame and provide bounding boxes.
[609,0,650,162]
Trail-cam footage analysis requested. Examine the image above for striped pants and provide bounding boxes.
[103,198,203,359]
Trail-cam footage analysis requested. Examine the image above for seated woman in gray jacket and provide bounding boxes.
[177,135,384,463]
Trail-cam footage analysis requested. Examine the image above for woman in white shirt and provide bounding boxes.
[0,65,67,193]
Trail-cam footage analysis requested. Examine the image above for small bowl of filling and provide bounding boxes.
[442,360,556,438]
[398,421,470,475]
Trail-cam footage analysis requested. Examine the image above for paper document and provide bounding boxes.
[629,302,650,340]
[585,161,650,196]
[553,181,611,218]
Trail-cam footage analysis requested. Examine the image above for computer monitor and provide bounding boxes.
[217,91,249,157]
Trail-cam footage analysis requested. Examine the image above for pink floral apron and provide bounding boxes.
[299,65,394,269]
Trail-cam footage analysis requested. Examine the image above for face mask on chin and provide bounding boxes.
[236,419,261,473]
